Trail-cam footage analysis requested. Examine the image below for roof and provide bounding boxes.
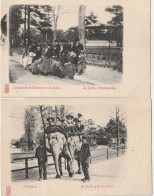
[85,23,114,29]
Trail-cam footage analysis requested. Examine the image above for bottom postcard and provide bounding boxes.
[1,98,152,196]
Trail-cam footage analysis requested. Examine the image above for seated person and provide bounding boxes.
[44,43,55,59]
[56,117,62,126]
[77,113,84,131]
[45,117,56,134]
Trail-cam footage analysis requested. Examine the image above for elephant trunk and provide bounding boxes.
[53,154,61,178]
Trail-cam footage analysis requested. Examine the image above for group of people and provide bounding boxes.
[23,37,85,75]
[35,136,91,183]
[45,113,84,139]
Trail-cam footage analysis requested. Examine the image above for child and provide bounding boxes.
[79,136,91,182]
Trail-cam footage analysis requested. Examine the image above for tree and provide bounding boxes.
[85,12,98,25]
[65,26,78,42]
[23,106,37,151]
[9,5,24,55]
[30,5,53,42]
[1,14,7,41]
[105,106,127,148]
[105,5,123,46]
[52,5,61,43]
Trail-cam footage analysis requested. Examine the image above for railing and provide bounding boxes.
[11,154,64,179]
[11,145,125,178]
[91,145,126,162]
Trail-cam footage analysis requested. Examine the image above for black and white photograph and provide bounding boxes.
[1,98,152,195]
[10,104,127,183]
[6,4,123,85]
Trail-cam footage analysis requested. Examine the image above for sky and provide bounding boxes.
[57,4,114,31]
[9,104,125,140]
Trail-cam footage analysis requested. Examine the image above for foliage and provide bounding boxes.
[104,106,127,144]
[105,5,123,46]
[1,14,7,36]
[105,5,123,26]
[21,106,37,151]
[65,26,78,42]
[85,12,98,25]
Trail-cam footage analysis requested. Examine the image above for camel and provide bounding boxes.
[30,51,76,79]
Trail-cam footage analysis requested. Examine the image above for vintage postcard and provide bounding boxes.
[1,98,152,196]
[1,0,150,97]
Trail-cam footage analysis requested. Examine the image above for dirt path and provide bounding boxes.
[9,55,122,85]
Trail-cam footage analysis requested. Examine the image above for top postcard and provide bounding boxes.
[1,0,150,97]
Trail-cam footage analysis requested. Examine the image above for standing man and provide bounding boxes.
[54,40,61,59]
[71,37,84,72]
[35,140,48,180]
[79,136,91,182]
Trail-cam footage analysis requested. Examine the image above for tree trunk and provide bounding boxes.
[9,9,13,56]
[24,5,27,46]
[78,5,86,49]
[53,22,57,44]
[27,5,30,44]
[39,106,46,147]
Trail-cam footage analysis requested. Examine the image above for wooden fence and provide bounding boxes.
[11,145,125,179]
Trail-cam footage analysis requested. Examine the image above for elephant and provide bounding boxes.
[46,131,82,178]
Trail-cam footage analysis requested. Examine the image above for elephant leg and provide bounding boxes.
[53,155,61,178]
[58,155,63,176]
[67,160,74,177]
[77,159,81,174]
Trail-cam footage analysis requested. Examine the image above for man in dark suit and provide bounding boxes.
[53,40,61,59]
[71,37,84,71]
[79,136,91,182]
[35,140,48,180]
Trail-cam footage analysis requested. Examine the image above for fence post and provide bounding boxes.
[65,158,67,170]
[25,158,28,178]
[117,147,119,157]
[107,148,108,159]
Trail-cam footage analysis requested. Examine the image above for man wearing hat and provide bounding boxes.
[76,113,84,132]
[71,37,84,72]
[79,136,91,182]
[35,140,48,180]
[45,117,56,134]
[54,40,61,59]
[44,43,54,59]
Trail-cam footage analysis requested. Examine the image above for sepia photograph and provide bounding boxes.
[10,104,127,182]
[5,4,123,85]
[1,98,152,196]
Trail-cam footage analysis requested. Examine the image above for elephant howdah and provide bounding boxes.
[45,125,83,139]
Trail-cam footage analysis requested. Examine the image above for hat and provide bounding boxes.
[56,117,61,121]
[78,113,82,117]
[75,37,79,42]
[73,118,80,123]
[66,114,74,120]
[46,117,55,122]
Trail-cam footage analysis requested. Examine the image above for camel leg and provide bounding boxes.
[58,155,63,176]
[53,155,61,178]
